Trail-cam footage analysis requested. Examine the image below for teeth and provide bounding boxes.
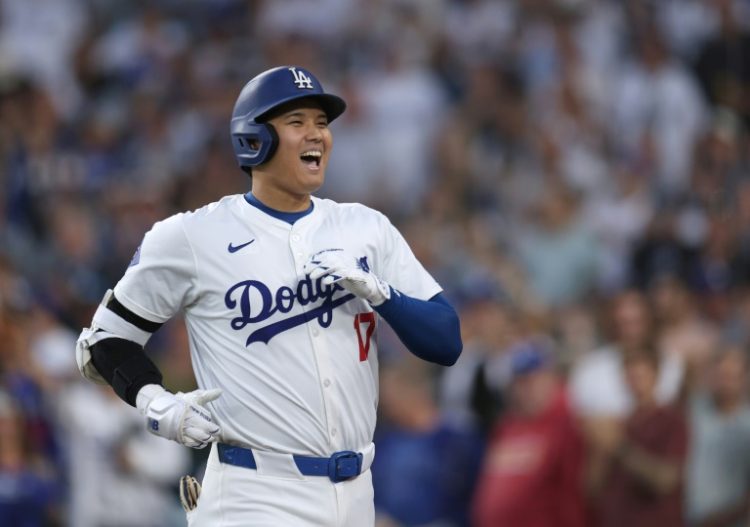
[300,150,322,158]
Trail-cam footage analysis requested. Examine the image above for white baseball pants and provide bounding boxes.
[187,443,375,527]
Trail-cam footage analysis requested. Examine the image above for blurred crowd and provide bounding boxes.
[0,0,749,525]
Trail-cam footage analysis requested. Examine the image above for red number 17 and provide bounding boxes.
[354,312,376,361]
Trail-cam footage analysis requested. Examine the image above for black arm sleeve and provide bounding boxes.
[90,337,163,407]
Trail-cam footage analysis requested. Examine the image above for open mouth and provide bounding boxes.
[300,150,322,168]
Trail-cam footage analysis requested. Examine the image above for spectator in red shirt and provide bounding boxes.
[471,340,587,527]
[590,350,688,527]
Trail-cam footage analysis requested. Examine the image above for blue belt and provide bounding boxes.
[216,443,364,483]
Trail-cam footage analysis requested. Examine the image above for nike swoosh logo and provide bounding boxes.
[227,239,255,253]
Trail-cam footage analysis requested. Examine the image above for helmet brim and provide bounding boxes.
[256,93,346,124]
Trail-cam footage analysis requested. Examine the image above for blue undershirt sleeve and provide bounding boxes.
[373,290,462,366]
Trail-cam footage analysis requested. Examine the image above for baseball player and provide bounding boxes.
[75,65,462,526]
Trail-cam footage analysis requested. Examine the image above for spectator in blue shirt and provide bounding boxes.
[372,360,483,527]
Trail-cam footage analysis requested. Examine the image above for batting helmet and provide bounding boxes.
[230,66,346,170]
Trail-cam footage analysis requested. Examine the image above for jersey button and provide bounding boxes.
[292,234,301,242]
[312,328,319,337]
[323,379,331,387]
[331,428,337,436]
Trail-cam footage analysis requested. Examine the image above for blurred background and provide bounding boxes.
[0,0,749,525]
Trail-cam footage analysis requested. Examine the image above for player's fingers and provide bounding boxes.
[183,438,200,448]
[322,274,344,285]
[307,264,334,280]
[179,429,207,448]
[304,255,332,269]
[184,413,220,434]
[184,424,220,446]
[193,388,223,405]
[184,429,212,444]
[187,414,221,435]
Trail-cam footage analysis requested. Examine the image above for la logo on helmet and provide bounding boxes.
[289,67,314,89]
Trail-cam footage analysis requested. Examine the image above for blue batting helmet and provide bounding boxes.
[230,66,346,170]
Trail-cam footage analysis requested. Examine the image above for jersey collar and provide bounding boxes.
[243,192,314,225]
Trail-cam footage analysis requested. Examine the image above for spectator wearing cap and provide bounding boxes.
[471,340,587,527]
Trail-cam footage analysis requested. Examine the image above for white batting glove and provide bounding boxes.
[304,250,391,306]
[136,384,222,449]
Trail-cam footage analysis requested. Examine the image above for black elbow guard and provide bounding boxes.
[90,337,163,407]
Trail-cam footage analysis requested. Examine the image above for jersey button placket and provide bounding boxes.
[292,225,341,448]
[317,342,340,447]
[290,236,305,273]
[309,320,340,447]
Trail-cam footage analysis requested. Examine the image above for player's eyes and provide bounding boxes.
[285,118,327,128]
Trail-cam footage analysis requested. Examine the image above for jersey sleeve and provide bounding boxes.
[113,213,197,323]
[377,215,442,301]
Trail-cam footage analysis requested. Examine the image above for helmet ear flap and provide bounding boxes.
[232,122,279,168]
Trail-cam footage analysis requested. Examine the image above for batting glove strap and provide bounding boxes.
[137,385,222,449]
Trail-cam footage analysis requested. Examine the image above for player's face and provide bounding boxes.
[262,103,332,197]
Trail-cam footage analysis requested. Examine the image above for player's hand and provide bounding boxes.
[136,384,222,449]
[304,250,391,306]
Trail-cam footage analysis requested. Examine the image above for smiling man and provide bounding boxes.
[75,65,462,527]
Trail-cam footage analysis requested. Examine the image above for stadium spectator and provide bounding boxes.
[472,340,587,527]
[692,0,750,127]
[513,180,599,308]
[590,351,688,527]
[373,360,483,527]
[609,16,707,196]
[686,347,750,527]
[0,390,60,527]
[570,290,684,419]
[651,274,720,389]
[57,382,190,527]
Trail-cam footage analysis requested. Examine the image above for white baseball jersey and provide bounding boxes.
[113,194,442,456]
